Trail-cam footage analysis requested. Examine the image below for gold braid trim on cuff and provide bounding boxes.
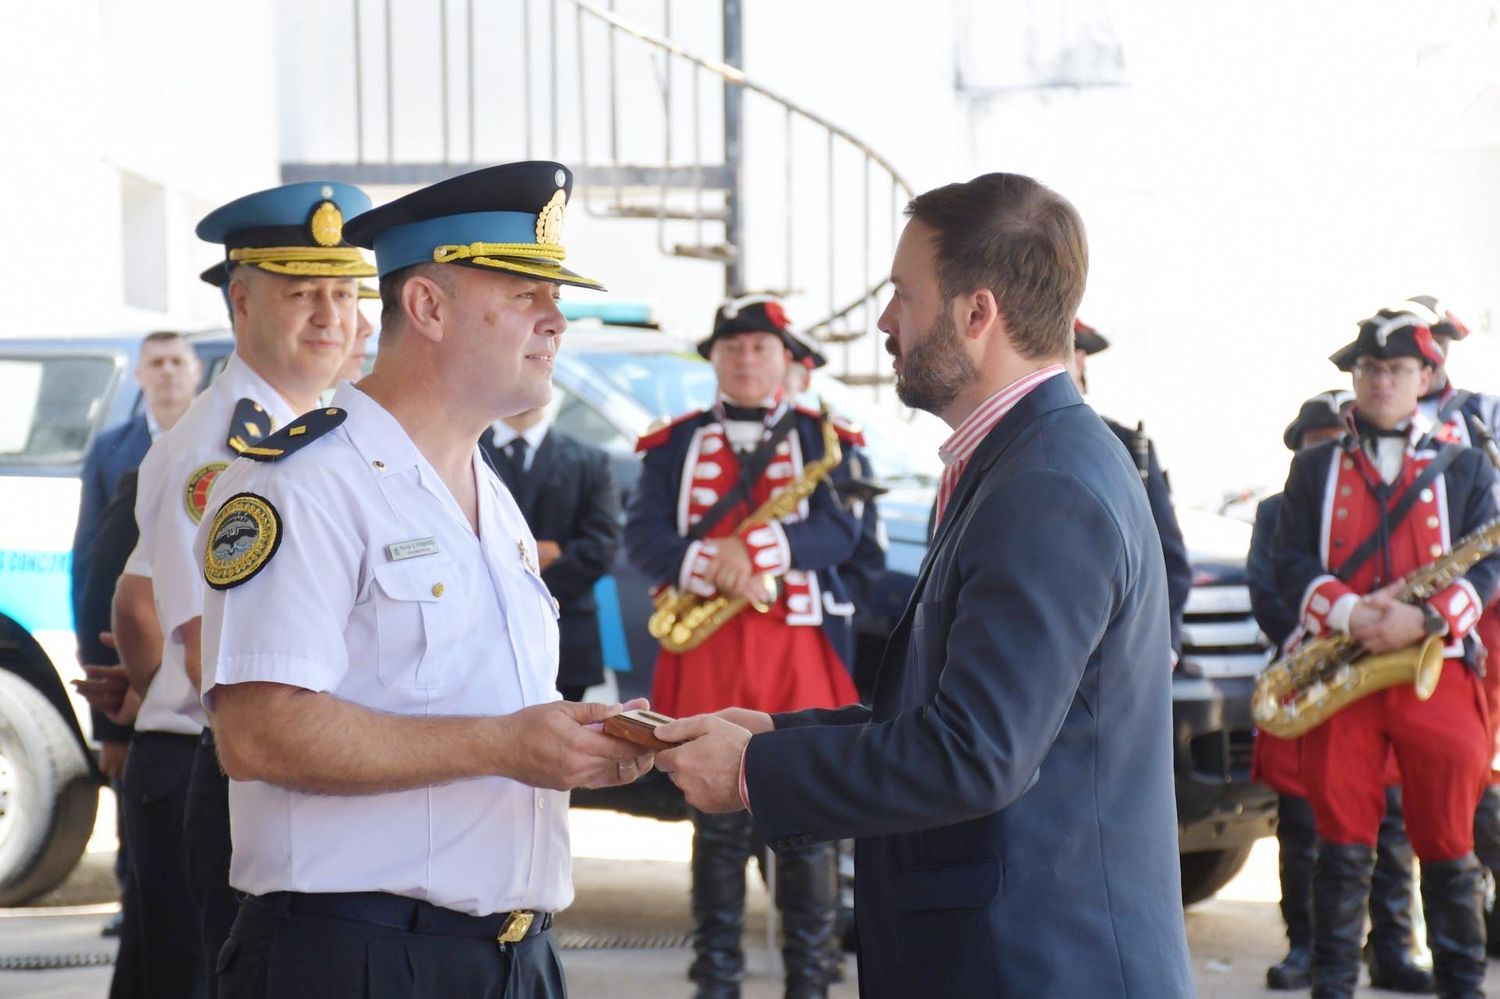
[433,241,567,264]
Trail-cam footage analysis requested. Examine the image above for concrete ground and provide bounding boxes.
[4,789,1499,997]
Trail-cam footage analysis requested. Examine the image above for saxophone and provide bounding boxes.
[648,410,843,654]
[1252,516,1500,738]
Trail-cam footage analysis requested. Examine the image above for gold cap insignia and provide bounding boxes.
[536,189,566,247]
[310,201,344,247]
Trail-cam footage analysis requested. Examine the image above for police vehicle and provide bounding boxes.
[0,332,232,904]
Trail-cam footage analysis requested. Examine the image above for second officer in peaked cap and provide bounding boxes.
[115,179,375,999]
[196,163,647,999]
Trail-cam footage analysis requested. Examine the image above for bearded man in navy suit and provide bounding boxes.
[656,173,1194,998]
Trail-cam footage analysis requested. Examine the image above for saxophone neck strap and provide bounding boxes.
[686,407,803,544]
[1335,442,1464,584]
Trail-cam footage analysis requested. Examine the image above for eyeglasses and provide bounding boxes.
[1352,360,1423,382]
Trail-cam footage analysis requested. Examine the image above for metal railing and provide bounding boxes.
[284,0,913,385]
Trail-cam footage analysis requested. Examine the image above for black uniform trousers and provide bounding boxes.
[217,893,568,999]
[184,731,238,999]
[119,731,205,999]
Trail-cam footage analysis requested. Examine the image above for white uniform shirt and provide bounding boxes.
[197,382,570,916]
[129,353,297,735]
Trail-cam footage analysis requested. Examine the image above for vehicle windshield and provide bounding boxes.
[566,349,943,487]
[0,355,118,466]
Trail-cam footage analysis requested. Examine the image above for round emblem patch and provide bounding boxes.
[203,493,283,591]
[309,200,344,247]
[183,462,229,524]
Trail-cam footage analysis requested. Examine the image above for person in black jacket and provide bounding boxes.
[1070,319,1192,662]
[481,407,620,700]
[1248,390,1432,993]
[72,471,146,999]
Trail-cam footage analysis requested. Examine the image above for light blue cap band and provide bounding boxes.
[371,210,543,277]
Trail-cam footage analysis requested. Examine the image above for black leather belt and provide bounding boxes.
[251,891,551,944]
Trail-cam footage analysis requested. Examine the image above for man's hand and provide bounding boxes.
[706,537,753,596]
[537,540,562,572]
[713,707,774,735]
[655,714,753,813]
[72,665,130,716]
[1350,591,1427,653]
[97,740,129,782]
[496,700,656,791]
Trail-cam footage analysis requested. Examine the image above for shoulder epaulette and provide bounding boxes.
[237,407,347,463]
[795,403,865,446]
[226,398,272,455]
[635,410,703,453]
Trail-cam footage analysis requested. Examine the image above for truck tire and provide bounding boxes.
[0,670,99,905]
[1180,844,1254,907]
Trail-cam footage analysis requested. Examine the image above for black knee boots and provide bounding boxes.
[690,811,750,999]
[1269,795,1316,990]
[1312,840,1376,999]
[1421,854,1486,999]
[1367,789,1434,994]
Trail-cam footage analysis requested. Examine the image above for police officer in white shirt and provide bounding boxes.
[111,180,375,998]
[197,161,655,999]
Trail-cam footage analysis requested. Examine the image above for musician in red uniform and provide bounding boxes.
[623,295,864,999]
[1273,310,1500,999]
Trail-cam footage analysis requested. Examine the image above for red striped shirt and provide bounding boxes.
[933,365,1067,528]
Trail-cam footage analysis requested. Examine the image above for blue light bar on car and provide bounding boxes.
[559,300,658,327]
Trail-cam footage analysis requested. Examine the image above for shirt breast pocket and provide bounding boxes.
[371,558,461,689]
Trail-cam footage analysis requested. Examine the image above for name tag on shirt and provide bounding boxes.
[386,537,440,562]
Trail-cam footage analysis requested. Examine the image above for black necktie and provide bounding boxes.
[499,437,528,488]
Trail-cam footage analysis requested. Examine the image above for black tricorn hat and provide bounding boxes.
[1073,318,1109,355]
[1283,389,1353,451]
[1329,310,1446,372]
[1391,294,1470,342]
[697,294,800,359]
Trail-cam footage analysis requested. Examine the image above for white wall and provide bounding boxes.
[0,1,282,336]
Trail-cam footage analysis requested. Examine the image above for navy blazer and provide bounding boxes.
[481,428,620,691]
[70,415,151,621]
[742,374,1194,998]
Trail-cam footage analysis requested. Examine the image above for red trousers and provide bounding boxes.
[1303,660,1490,861]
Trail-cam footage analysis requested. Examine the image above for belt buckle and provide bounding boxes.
[497,910,534,944]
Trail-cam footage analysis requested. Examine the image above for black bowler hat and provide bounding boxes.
[1391,294,1470,342]
[342,161,602,290]
[697,294,800,359]
[1329,310,1446,372]
[1073,318,1109,355]
[1283,389,1353,451]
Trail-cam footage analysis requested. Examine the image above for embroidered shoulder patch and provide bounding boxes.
[226,398,273,455]
[183,461,229,524]
[239,408,347,463]
[203,492,283,590]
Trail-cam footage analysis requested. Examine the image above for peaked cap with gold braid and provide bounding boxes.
[197,181,376,280]
[341,161,604,291]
